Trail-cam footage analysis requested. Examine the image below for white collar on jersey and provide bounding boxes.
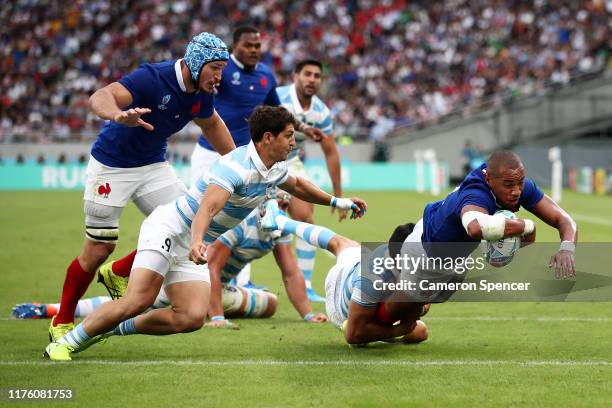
[247,141,275,175]
[230,53,258,71]
[288,83,311,114]
[175,59,187,92]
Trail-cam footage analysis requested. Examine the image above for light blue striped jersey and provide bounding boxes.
[217,210,292,283]
[276,84,333,160]
[336,245,397,320]
[174,142,288,243]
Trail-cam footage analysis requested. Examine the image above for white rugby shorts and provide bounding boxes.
[324,246,361,329]
[83,156,184,208]
[134,203,210,285]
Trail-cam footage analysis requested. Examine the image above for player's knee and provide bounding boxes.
[79,241,114,271]
[174,309,206,333]
[120,292,157,318]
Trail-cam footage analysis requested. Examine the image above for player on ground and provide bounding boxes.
[392,150,578,304]
[44,106,366,361]
[276,59,343,302]
[190,27,325,289]
[259,199,429,345]
[48,32,235,342]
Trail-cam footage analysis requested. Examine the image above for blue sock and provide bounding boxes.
[112,318,138,336]
[58,323,91,348]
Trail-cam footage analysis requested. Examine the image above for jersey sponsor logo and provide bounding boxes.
[231,71,241,85]
[97,182,111,198]
[260,76,268,88]
[191,101,201,116]
[158,94,171,110]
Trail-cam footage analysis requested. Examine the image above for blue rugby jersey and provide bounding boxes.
[174,142,288,243]
[198,55,279,150]
[92,60,214,167]
[217,211,292,283]
[422,163,544,252]
[276,84,334,160]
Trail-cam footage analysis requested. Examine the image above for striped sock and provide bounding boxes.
[112,318,138,336]
[58,323,91,349]
[275,216,336,250]
[296,238,316,289]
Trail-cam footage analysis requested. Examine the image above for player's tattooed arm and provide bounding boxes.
[89,82,154,131]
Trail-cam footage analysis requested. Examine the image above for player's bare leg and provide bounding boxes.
[81,267,163,335]
[131,280,210,334]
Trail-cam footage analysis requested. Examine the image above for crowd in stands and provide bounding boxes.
[2,0,611,144]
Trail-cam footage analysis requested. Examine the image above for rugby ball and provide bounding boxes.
[484,210,520,267]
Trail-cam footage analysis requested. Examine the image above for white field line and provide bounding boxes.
[426,316,612,322]
[3,316,612,322]
[573,213,612,227]
[0,360,611,367]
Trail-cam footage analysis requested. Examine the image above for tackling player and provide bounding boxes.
[48,32,235,342]
[276,59,344,302]
[259,199,429,345]
[44,106,366,361]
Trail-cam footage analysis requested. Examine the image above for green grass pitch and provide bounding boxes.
[1,190,611,407]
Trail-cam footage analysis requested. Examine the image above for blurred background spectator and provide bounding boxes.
[1,0,611,144]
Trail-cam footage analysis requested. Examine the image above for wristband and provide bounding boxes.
[522,219,535,236]
[303,312,315,321]
[211,315,225,321]
[560,241,575,252]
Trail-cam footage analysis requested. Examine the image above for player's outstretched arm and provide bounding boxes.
[194,110,236,155]
[344,301,416,344]
[273,244,326,323]
[461,205,535,241]
[528,195,577,278]
[279,175,366,219]
[189,184,231,264]
[89,82,154,131]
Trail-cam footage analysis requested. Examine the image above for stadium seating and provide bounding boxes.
[1,0,610,143]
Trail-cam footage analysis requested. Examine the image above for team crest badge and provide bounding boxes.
[260,76,268,88]
[97,182,111,198]
[158,94,171,110]
[231,71,241,85]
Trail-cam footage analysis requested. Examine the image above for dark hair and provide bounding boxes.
[248,106,296,142]
[233,25,259,45]
[294,59,323,73]
[487,150,522,176]
[387,223,415,259]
